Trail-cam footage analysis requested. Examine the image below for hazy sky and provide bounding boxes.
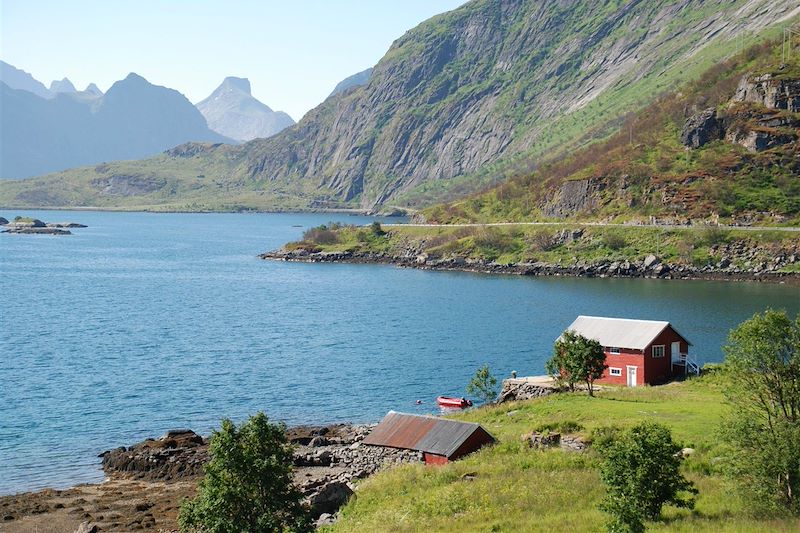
[1,1,465,120]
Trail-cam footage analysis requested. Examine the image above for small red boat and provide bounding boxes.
[436,396,473,408]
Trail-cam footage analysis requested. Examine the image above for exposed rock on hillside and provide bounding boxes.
[680,108,724,148]
[733,72,800,111]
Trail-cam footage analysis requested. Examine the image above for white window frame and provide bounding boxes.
[652,345,665,358]
[609,367,622,376]
[608,347,621,354]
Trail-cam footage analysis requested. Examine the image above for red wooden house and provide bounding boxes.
[562,316,697,386]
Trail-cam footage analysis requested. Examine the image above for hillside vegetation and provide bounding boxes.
[423,40,800,226]
[325,377,800,532]
[2,0,798,211]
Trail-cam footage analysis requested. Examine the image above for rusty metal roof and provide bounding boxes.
[362,411,493,457]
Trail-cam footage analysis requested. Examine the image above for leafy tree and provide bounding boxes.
[466,364,499,404]
[370,221,385,236]
[546,330,607,396]
[719,309,800,514]
[179,412,312,533]
[597,422,698,533]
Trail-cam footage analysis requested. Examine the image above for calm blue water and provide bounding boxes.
[1,210,799,495]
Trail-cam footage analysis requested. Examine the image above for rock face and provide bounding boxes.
[196,77,295,142]
[543,178,604,218]
[0,73,230,179]
[733,73,800,112]
[680,79,800,152]
[680,107,724,148]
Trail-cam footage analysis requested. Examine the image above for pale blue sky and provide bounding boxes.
[1,1,466,120]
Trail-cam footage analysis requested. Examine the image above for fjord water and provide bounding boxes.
[2,211,799,495]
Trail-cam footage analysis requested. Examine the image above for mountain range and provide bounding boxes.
[0,64,295,179]
[1,0,799,212]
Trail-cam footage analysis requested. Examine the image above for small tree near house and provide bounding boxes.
[466,364,499,404]
[546,330,607,396]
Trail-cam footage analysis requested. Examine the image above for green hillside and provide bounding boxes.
[326,377,800,532]
[422,40,800,226]
[1,0,797,212]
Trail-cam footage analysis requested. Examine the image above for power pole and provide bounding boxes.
[783,26,800,64]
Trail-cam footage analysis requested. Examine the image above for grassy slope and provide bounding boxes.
[422,40,800,225]
[327,377,800,532]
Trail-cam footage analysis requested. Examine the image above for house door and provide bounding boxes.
[626,366,637,387]
[671,341,682,363]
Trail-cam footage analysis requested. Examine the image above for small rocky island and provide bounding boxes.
[0,216,87,235]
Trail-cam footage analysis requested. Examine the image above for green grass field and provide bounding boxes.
[326,377,800,532]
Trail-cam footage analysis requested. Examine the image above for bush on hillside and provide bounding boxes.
[597,422,697,533]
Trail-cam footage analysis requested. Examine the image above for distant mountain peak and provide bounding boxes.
[328,67,373,98]
[49,77,76,94]
[85,83,103,97]
[221,76,251,95]
[196,77,294,142]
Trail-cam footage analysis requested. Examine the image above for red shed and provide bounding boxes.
[362,411,495,464]
[561,316,697,386]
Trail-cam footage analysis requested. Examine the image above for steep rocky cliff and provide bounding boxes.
[2,0,799,210]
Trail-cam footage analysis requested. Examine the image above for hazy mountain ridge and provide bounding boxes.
[0,73,229,179]
[196,77,294,142]
[2,0,799,210]
[0,61,52,99]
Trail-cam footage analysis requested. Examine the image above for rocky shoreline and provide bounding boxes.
[0,424,419,532]
[260,247,800,284]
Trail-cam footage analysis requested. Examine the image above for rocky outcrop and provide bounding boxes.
[680,107,724,148]
[682,73,800,151]
[498,379,557,403]
[733,73,800,112]
[0,216,8,225]
[543,178,604,218]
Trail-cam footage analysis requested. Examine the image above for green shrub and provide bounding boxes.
[302,225,340,245]
[597,422,697,533]
[178,412,312,533]
[602,232,627,250]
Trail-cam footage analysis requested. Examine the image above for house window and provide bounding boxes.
[609,367,622,376]
[652,345,665,358]
[608,347,621,354]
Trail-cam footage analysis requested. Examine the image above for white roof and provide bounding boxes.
[560,316,689,351]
